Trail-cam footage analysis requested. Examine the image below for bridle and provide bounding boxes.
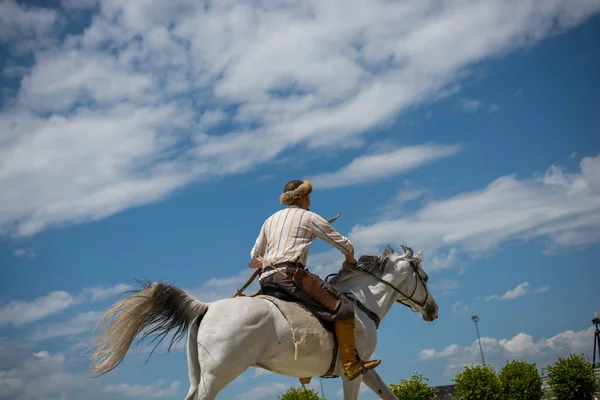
[327,255,431,329]
[334,256,430,312]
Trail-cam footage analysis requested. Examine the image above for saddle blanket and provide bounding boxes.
[257,295,337,361]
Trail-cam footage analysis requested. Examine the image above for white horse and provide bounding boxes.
[87,245,439,400]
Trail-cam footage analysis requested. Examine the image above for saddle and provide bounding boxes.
[256,292,340,383]
[261,285,336,334]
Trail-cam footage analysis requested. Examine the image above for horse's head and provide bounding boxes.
[368,245,439,322]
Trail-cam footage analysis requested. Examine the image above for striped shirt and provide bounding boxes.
[250,205,354,279]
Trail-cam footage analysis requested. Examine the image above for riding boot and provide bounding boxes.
[334,318,381,380]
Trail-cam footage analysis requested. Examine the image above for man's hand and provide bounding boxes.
[248,259,262,269]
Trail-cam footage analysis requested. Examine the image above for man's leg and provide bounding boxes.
[262,269,380,380]
[311,275,382,381]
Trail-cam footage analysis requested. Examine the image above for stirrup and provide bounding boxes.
[344,352,381,381]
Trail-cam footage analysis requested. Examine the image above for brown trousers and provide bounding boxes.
[260,267,354,321]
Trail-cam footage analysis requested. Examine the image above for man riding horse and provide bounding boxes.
[249,179,381,381]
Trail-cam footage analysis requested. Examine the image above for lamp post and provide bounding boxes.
[471,315,486,364]
[593,312,600,367]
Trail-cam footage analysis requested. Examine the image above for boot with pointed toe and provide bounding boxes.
[334,318,381,380]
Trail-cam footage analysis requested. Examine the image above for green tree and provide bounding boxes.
[453,364,502,400]
[278,386,325,400]
[544,353,596,400]
[497,359,543,400]
[389,371,438,400]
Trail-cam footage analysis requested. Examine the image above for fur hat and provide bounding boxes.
[280,180,313,205]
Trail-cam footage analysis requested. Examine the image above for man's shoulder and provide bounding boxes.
[304,210,328,222]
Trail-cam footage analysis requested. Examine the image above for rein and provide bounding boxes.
[358,256,429,310]
[330,256,429,329]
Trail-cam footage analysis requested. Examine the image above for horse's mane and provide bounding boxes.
[327,245,418,284]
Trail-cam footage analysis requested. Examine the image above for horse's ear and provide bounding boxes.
[383,245,395,256]
[416,249,423,259]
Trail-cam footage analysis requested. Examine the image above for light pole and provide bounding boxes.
[592,312,600,367]
[471,315,486,364]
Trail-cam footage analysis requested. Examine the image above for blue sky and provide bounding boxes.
[1,1,599,399]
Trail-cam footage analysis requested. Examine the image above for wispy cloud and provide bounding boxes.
[0,283,134,327]
[235,383,290,400]
[349,154,600,266]
[13,247,36,259]
[2,0,599,237]
[485,282,549,301]
[253,367,274,377]
[80,283,133,302]
[27,310,104,341]
[458,98,482,113]
[431,279,459,296]
[103,380,181,398]
[451,301,469,314]
[309,143,462,189]
[0,0,60,54]
[457,98,501,114]
[0,350,92,400]
[419,326,594,377]
[0,291,75,327]
[186,270,257,302]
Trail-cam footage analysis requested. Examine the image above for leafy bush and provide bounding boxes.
[278,386,324,400]
[544,353,596,400]
[498,359,543,400]
[453,364,502,400]
[389,371,438,400]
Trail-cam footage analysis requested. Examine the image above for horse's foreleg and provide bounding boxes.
[362,369,397,400]
[341,377,363,400]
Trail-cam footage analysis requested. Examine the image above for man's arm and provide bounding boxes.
[249,223,267,266]
[308,213,357,263]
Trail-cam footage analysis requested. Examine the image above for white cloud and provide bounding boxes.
[80,283,133,302]
[458,98,482,113]
[0,283,137,327]
[488,104,500,112]
[1,0,599,237]
[451,301,469,314]
[373,182,430,220]
[103,380,181,398]
[0,291,75,327]
[309,143,462,189]
[0,350,91,400]
[186,270,259,302]
[349,154,600,265]
[13,247,36,259]
[253,367,274,377]
[0,338,31,369]
[27,310,104,342]
[0,348,179,400]
[0,0,60,50]
[431,279,459,296]
[336,382,369,397]
[236,382,290,400]
[485,282,550,301]
[60,0,99,12]
[419,326,594,377]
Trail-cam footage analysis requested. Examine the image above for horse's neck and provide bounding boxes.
[334,275,397,321]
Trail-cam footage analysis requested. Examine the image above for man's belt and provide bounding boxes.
[269,261,304,270]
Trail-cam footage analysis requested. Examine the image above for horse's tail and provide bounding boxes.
[86,280,209,378]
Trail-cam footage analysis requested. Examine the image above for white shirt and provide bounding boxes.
[250,205,354,279]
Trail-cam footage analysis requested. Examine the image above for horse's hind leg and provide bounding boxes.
[188,301,275,399]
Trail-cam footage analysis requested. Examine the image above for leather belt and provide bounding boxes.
[270,261,305,269]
